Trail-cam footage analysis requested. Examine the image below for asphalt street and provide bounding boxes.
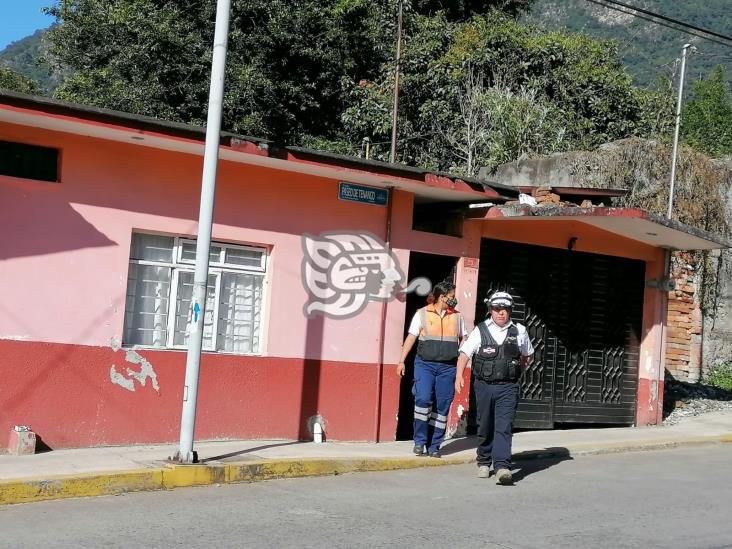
[1,445,731,549]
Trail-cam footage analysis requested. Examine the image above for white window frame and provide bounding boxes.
[177,238,267,272]
[125,234,268,355]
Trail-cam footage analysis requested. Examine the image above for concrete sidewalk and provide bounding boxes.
[2,411,731,505]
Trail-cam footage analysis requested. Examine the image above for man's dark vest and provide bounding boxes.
[472,323,522,382]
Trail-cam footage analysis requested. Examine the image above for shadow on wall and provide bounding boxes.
[300,314,324,440]
[0,181,117,260]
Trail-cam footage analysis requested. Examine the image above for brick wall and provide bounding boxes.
[666,252,703,382]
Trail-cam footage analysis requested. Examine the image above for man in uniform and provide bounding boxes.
[455,291,534,485]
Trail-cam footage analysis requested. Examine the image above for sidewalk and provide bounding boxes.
[2,411,731,505]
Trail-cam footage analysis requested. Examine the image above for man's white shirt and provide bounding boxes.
[459,319,534,365]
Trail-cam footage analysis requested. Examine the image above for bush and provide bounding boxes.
[704,362,732,392]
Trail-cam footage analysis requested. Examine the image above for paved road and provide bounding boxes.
[2,445,731,548]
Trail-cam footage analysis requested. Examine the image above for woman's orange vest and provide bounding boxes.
[417,305,461,362]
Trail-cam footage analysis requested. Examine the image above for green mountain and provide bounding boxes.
[0,28,59,94]
[526,0,732,87]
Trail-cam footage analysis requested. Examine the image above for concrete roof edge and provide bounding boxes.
[0,90,517,199]
[489,205,732,248]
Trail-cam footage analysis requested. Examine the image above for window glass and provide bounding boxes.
[217,272,264,354]
[122,263,171,347]
[130,234,174,262]
[123,233,267,354]
[225,247,264,269]
[180,242,222,264]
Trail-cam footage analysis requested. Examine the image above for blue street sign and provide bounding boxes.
[338,182,389,207]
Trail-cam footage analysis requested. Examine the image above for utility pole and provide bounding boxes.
[389,0,403,164]
[667,43,693,219]
[173,0,232,464]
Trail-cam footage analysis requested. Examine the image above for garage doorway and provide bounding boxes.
[395,252,458,440]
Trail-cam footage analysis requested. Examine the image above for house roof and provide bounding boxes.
[477,205,731,251]
[0,90,518,204]
[0,90,728,251]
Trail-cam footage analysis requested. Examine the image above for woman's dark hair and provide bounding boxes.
[426,281,455,304]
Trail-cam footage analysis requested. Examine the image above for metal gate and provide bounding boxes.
[474,239,644,428]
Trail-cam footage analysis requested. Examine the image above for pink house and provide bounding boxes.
[1,91,727,450]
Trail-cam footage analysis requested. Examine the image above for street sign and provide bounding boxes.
[338,182,389,207]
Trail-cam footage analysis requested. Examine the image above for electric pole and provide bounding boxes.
[174,0,232,464]
[389,0,403,164]
[667,43,693,219]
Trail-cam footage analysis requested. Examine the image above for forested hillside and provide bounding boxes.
[526,0,732,85]
[0,29,59,93]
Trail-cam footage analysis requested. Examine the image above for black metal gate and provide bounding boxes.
[474,238,644,428]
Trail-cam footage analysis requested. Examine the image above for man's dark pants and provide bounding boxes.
[474,380,519,470]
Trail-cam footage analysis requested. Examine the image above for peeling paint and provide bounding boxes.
[110,365,135,392]
[124,350,161,392]
[108,338,160,393]
[0,335,30,341]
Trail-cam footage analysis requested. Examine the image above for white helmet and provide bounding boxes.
[485,291,513,308]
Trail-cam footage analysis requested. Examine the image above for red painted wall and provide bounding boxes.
[0,339,399,448]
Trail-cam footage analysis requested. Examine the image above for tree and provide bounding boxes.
[45,0,395,142]
[682,66,732,157]
[0,67,40,94]
[341,12,673,172]
[43,1,673,173]
[431,67,565,175]
[411,0,533,19]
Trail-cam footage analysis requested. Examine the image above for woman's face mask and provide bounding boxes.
[446,297,458,309]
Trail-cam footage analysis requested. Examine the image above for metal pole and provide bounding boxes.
[389,0,403,164]
[667,43,692,219]
[373,186,394,442]
[175,0,232,464]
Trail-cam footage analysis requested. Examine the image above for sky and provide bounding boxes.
[0,1,55,51]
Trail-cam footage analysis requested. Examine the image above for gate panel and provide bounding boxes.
[476,238,643,428]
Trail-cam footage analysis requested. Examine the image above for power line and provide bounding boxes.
[584,0,732,48]
[595,0,732,44]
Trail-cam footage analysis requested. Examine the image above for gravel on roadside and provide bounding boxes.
[663,376,732,425]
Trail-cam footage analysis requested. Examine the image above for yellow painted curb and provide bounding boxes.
[224,456,472,483]
[560,435,732,456]
[0,469,165,505]
[0,435,729,505]
[162,463,226,488]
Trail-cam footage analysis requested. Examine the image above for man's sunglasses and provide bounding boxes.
[490,305,510,312]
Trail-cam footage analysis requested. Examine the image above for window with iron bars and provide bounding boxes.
[122,233,266,354]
